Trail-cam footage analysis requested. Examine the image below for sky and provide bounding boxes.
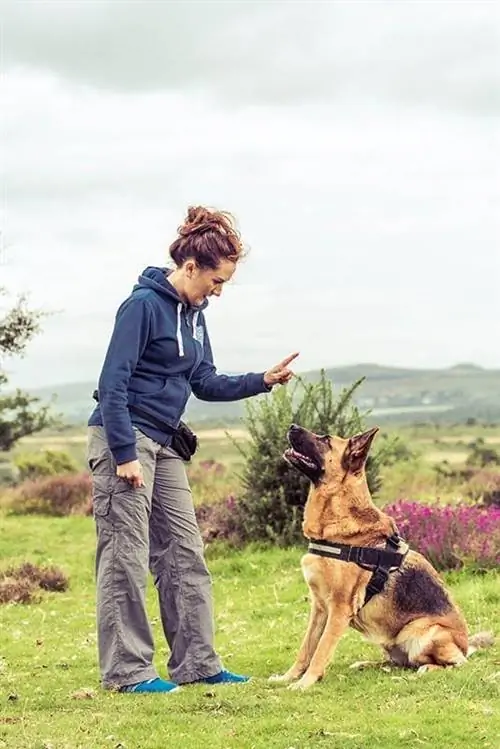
[1,0,499,389]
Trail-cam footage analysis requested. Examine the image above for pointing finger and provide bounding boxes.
[279,352,300,368]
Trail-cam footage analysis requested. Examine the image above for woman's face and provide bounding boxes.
[183,258,236,306]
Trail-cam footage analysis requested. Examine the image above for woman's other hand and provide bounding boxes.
[116,459,145,488]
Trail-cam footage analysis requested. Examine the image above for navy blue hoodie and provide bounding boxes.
[88,266,270,464]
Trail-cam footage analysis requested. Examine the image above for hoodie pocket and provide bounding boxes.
[129,375,167,396]
[129,376,191,427]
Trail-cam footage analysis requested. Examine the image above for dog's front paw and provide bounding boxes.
[268,671,299,684]
[268,665,305,683]
[287,673,319,691]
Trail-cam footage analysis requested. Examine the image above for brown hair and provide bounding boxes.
[169,206,245,270]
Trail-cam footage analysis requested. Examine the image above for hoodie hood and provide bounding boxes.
[134,266,181,302]
[134,266,209,311]
[134,266,208,358]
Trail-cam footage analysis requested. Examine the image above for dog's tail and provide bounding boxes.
[467,631,495,657]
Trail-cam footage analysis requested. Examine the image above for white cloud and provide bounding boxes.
[1,2,499,389]
[2,0,498,113]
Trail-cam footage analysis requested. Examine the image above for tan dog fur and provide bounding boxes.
[270,425,493,690]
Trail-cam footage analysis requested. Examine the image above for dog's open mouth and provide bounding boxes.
[284,447,319,472]
[284,424,326,483]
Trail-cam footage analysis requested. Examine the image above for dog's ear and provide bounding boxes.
[342,427,379,474]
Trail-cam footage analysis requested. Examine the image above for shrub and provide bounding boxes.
[465,468,500,507]
[196,494,500,569]
[8,472,92,516]
[433,463,500,506]
[0,458,19,487]
[13,449,78,482]
[384,500,500,570]
[0,577,36,604]
[196,495,244,546]
[0,562,69,604]
[232,371,412,545]
[466,438,500,468]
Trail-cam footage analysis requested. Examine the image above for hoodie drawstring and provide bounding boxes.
[176,303,185,357]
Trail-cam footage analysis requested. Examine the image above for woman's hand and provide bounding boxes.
[264,352,299,387]
[116,459,145,488]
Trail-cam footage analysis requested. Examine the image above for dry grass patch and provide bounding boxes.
[0,561,69,604]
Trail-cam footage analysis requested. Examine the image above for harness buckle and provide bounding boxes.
[386,533,401,550]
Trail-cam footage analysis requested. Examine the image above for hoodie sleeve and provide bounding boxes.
[97,296,153,464]
[190,320,271,402]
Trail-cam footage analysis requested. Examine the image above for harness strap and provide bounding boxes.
[307,533,409,607]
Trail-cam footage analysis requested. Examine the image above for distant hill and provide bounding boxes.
[18,363,500,426]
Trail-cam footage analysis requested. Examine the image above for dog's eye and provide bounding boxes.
[319,435,331,446]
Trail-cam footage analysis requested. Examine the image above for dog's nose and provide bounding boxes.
[289,424,300,434]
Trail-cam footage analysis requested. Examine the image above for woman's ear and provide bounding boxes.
[184,259,196,278]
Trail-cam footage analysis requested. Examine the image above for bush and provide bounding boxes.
[432,463,500,506]
[8,472,92,516]
[465,468,500,507]
[0,562,69,604]
[232,371,412,546]
[0,458,19,487]
[384,500,500,570]
[13,449,78,482]
[196,495,244,546]
[466,438,500,468]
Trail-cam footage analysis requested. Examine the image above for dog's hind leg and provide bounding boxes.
[269,598,328,683]
[396,619,468,673]
[415,639,468,674]
[288,606,351,690]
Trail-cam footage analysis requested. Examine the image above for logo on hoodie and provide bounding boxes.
[194,325,204,347]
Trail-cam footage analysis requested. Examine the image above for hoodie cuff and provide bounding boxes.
[258,373,273,393]
[112,442,138,466]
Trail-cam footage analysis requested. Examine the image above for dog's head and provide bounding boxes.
[283,423,379,486]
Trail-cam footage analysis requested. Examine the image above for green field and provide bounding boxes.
[6,422,500,507]
[0,511,499,749]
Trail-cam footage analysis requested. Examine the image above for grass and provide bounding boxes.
[0,512,499,749]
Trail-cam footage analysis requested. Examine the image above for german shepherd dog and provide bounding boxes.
[270,424,494,690]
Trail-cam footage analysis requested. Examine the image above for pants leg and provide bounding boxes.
[148,445,222,684]
[87,426,160,689]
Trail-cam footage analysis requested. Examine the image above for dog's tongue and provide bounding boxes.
[285,448,316,469]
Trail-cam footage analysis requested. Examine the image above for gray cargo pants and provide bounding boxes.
[87,426,222,689]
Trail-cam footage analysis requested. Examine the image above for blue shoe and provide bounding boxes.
[120,677,180,693]
[197,669,250,685]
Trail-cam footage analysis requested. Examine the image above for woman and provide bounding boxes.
[87,206,298,693]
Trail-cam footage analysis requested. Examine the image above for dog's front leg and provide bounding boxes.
[289,607,351,690]
[269,599,328,683]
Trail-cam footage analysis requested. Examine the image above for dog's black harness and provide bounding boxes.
[307,533,409,606]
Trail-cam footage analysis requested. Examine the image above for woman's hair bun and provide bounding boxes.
[169,205,246,270]
[178,206,231,238]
